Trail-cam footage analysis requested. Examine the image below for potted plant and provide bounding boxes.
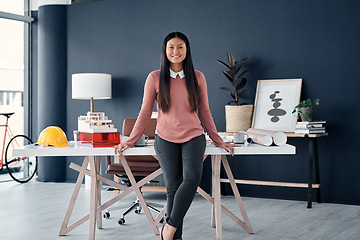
[217,53,253,132]
[292,98,320,122]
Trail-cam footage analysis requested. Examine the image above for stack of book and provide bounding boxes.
[295,121,326,134]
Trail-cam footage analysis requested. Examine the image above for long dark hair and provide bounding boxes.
[158,32,201,113]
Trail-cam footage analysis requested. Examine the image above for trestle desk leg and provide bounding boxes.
[89,156,98,240]
[212,155,222,240]
[221,156,253,234]
[211,156,216,228]
[119,155,160,235]
[95,156,102,229]
[113,155,120,196]
[59,156,89,236]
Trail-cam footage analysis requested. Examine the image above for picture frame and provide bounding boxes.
[251,79,302,132]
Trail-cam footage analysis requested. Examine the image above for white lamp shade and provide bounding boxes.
[72,73,112,99]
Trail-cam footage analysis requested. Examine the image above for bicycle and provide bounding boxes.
[0,112,37,183]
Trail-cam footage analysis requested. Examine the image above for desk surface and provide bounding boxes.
[285,132,328,138]
[219,132,328,138]
[13,142,295,157]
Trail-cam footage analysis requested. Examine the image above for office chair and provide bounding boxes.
[104,118,165,225]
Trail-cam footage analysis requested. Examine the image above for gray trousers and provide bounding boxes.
[154,134,206,239]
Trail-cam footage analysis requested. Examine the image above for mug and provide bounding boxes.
[135,134,149,146]
[233,132,248,144]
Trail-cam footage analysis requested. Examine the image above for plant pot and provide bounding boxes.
[225,105,253,132]
[299,107,314,122]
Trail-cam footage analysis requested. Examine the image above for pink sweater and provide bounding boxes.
[125,70,224,147]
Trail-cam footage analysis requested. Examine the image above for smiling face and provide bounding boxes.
[166,37,187,71]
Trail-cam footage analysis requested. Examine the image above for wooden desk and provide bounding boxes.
[13,144,164,240]
[13,142,295,240]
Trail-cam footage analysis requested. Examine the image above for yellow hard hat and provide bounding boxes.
[37,126,71,147]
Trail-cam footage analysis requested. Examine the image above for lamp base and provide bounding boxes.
[90,97,94,112]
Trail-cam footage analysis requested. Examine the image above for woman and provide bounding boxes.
[115,32,235,240]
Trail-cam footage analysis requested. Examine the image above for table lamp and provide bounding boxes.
[72,73,112,112]
[72,73,118,147]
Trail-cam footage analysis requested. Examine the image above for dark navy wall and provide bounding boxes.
[32,0,360,204]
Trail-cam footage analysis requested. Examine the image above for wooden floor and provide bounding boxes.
[0,178,359,240]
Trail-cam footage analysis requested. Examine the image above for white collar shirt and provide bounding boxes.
[169,68,185,79]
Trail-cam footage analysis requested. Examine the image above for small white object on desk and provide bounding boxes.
[233,132,248,144]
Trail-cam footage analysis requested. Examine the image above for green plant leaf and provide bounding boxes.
[223,71,234,83]
[237,69,250,78]
[216,59,231,70]
[294,98,320,109]
[235,77,247,90]
[236,88,248,97]
[297,100,306,107]
[236,57,247,70]
[224,69,236,79]
[237,57,248,67]
[314,98,320,106]
[220,86,234,96]
[306,99,312,106]
[232,77,242,88]
[231,60,244,74]
[227,58,248,77]
[227,53,235,67]
[226,88,236,100]
[222,89,236,100]
[232,77,246,90]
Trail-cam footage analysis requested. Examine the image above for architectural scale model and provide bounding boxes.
[77,112,117,133]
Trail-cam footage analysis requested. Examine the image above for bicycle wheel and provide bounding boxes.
[5,135,37,183]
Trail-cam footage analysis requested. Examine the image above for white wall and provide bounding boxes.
[31,0,70,11]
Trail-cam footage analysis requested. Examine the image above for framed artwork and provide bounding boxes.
[251,79,302,132]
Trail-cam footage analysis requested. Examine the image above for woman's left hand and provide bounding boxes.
[217,142,238,156]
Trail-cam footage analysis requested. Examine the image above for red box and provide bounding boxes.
[76,132,120,147]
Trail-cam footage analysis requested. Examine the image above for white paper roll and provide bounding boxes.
[272,132,287,146]
[243,131,273,146]
[247,128,287,146]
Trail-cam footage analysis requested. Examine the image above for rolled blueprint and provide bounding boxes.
[242,131,273,146]
[247,128,287,146]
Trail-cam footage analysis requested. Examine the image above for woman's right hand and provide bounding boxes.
[114,143,131,155]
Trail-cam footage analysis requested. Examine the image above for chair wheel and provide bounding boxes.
[103,212,110,219]
[118,218,125,225]
[135,209,141,214]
